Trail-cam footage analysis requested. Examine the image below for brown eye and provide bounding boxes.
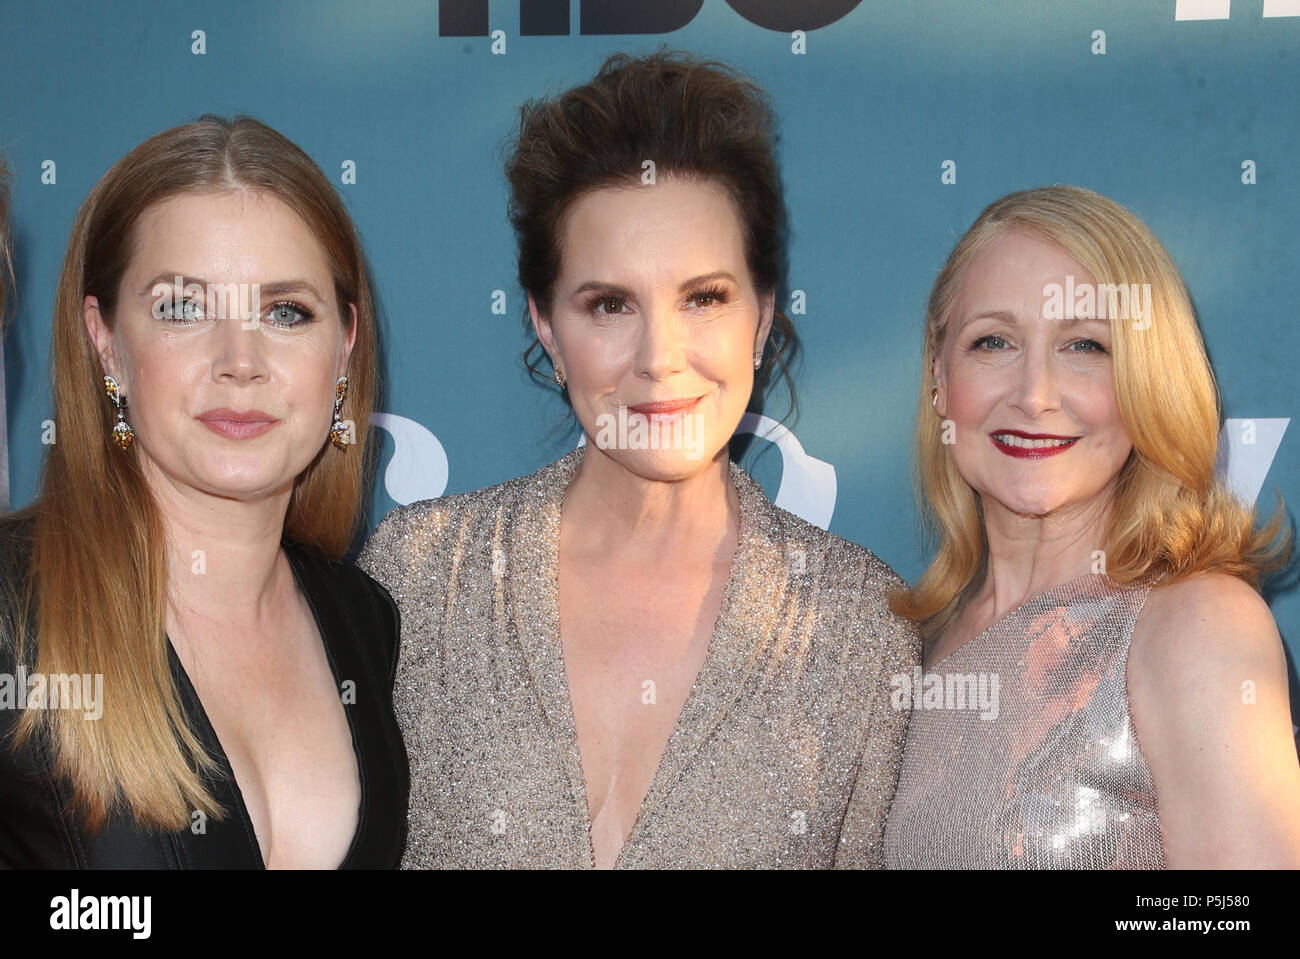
[687,286,728,309]
[588,294,625,314]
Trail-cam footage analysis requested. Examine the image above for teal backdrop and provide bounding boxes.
[1,1,1297,719]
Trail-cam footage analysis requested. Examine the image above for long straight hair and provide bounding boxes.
[3,116,379,831]
[890,186,1290,641]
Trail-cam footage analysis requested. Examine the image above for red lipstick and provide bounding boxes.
[989,429,1079,459]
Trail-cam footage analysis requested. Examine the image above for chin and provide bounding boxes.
[192,456,298,499]
[985,487,1074,518]
[604,446,723,482]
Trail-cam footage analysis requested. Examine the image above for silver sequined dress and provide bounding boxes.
[881,574,1166,868]
[357,446,920,868]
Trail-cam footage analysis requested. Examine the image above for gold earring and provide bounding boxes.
[553,367,566,389]
[329,376,350,450]
[931,387,939,410]
[103,375,134,450]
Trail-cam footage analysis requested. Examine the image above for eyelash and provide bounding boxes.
[155,296,316,327]
[969,334,1108,355]
[582,285,730,315]
[264,299,316,327]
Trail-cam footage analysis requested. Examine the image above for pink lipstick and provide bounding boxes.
[197,408,280,439]
[627,396,703,418]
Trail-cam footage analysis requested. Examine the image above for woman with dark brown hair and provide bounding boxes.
[359,50,919,868]
[0,117,408,868]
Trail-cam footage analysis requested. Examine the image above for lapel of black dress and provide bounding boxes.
[167,544,371,869]
[280,544,375,868]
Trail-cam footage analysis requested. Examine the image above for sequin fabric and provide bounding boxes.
[357,446,921,868]
[881,574,1166,868]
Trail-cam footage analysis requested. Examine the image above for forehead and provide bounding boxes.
[556,176,747,278]
[952,228,1097,321]
[962,229,1092,298]
[129,189,332,282]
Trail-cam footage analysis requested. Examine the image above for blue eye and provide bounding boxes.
[971,334,1007,350]
[265,300,315,327]
[154,295,204,323]
[1068,338,1108,354]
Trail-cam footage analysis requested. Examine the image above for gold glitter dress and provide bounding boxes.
[357,446,920,868]
[881,574,1166,868]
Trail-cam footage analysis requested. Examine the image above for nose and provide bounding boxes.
[635,303,687,381]
[211,313,271,384]
[1008,346,1060,418]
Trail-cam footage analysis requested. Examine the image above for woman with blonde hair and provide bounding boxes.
[0,117,408,868]
[881,184,1300,868]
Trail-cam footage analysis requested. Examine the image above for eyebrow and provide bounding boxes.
[139,273,325,301]
[961,309,1109,328]
[569,271,738,298]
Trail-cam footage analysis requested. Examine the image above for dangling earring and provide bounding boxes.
[753,350,763,370]
[103,375,134,450]
[931,387,939,411]
[329,376,350,450]
[553,366,566,390]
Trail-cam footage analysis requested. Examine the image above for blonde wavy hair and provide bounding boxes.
[890,185,1290,641]
[1,116,379,831]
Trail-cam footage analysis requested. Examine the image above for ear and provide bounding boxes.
[83,295,119,383]
[755,289,776,355]
[339,302,358,377]
[527,291,560,367]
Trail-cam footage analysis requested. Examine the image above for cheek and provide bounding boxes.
[1067,373,1126,440]
[944,363,1001,425]
[128,345,206,417]
[562,329,626,385]
[279,357,338,416]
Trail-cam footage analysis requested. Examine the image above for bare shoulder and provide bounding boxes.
[1131,571,1283,682]
[1127,570,1288,774]
[1127,574,1300,866]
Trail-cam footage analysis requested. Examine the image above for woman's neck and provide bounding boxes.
[561,444,739,562]
[143,460,295,640]
[974,484,1117,621]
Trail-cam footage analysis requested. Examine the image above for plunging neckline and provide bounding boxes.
[546,447,752,870]
[924,572,1103,671]
[165,544,364,870]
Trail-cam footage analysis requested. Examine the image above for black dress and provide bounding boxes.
[0,517,409,868]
